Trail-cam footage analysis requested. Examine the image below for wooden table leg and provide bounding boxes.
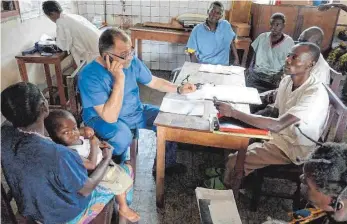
[137,39,142,60]
[241,45,250,68]
[156,126,166,208]
[54,63,67,107]
[16,59,28,81]
[231,139,249,199]
[43,64,54,104]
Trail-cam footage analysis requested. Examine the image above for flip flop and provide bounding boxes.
[118,209,140,223]
[203,176,226,190]
[204,167,225,178]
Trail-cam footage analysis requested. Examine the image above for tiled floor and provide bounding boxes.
[126,70,298,224]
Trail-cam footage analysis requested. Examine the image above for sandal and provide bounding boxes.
[204,167,225,178]
[203,176,226,190]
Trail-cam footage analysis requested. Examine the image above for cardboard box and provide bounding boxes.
[231,22,251,37]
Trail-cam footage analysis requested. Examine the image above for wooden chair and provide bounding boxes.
[330,66,345,95]
[1,175,115,224]
[250,84,347,212]
[47,60,86,124]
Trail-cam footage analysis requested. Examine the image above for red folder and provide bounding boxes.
[217,115,270,136]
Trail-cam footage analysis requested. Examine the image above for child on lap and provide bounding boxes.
[45,109,140,222]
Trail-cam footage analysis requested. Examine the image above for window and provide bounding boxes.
[1,1,20,18]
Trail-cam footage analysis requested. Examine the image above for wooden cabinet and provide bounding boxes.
[251,3,340,51]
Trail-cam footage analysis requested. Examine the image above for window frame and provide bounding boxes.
[1,1,20,19]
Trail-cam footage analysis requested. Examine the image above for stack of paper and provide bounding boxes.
[199,64,245,75]
[159,97,205,116]
[186,84,262,105]
[195,187,242,224]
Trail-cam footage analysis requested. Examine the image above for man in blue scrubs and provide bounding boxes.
[78,28,196,173]
[186,1,240,66]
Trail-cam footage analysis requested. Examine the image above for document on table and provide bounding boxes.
[186,84,262,105]
[199,64,245,75]
[159,97,205,116]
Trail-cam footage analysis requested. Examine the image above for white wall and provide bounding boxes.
[77,0,231,71]
[337,0,347,25]
[1,2,77,91]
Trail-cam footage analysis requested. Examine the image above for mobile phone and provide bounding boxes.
[103,55,113,64]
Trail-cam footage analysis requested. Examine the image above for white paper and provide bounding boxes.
[195,188,242,224]
[159,98,204,116]
[209,201,242,224]
[199,64,245,75]
[195,187,236,201]
[186,84,262,105]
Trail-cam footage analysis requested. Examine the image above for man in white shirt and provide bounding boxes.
[297,26,330,85]
[214,43,329,187]
[42,1,101,65]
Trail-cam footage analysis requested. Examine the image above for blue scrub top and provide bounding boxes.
[78,57,152,127]
[186,19,236,65]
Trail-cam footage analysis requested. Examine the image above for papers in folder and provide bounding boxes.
[186,84,262,105]
[199,64,245,75]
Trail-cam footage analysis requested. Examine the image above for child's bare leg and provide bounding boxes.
[116,193,140,222]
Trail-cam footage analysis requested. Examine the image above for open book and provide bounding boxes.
[195,187,242,224]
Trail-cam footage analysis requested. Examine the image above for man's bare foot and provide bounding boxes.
[118,206,140,222]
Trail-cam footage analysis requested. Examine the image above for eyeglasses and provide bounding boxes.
[107,47,135,60]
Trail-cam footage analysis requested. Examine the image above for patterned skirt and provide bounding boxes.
[67,163,134,224]
[66,185,114,224]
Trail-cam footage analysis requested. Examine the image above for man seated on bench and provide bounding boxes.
[78,28,196,174]
[253,26,330,114]
[246,13,294,93]
[185,1,240,66]
[302,142,347,223]
[213,43,330,188]
[297,26,330,85]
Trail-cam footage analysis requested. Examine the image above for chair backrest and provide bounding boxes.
[1,181,17,224]
[66,60,87,125]
[320,84,347,143]
[330,67,345,95]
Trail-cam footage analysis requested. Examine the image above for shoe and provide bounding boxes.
[152,163,187,176]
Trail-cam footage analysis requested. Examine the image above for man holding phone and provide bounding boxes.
[78,28,196,173]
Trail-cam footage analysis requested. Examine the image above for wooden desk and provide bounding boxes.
[129,24,251,67]
[154,62,251,207]
[15,51,69,107]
